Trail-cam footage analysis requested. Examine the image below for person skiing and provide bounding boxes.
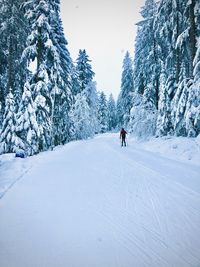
[120,128,127,147]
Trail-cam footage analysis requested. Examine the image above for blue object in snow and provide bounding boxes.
[15,150,26,158]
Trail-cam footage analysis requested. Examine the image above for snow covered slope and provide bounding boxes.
[0,134,200,267]
[131,134,200,166]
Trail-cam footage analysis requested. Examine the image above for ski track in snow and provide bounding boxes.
[0,134,200,267]
[0,155,33,199]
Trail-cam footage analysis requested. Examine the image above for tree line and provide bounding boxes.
[0,0,117,156]
[118,0,200,139]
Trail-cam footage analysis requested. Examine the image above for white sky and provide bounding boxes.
[60,0,145,99]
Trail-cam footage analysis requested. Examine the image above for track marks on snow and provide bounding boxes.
[1,134,200,267]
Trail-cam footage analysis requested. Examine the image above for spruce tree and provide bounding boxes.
[16,82,40,155]
[76,49,95,93]
[22,0,73,150]
[0,91,21,154]
[134,0,159,107]
[98,92,108,133]
[83,81,99,135]
[0,0,28,120]
[156,69,173,136]
[0,0,7,126]
[107,94,116,131]
[22,0,53,151]
[156,0,183,135]
[117,51,133,127]
[70,92,92,140]
[171,0,199,136]
[129,90,157,139]
[50,0,73,145]
[71,50,98,138]
[70,64,80,96]
[129,0,159,138]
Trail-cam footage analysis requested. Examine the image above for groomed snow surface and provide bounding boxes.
[0,133,200,267]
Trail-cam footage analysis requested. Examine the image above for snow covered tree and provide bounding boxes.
[70,50,98,138]
[51,0,72,89]
[116,96,123,128]
[155,0,183,84]
[22,0,53,151]
[0,91,21,154]
[185,9,200,136]
[171,79,190,136]
[107,94,117,131]
[170,0,200,136]
[129,0,158,138]
[0,97,3,129]
[131,0,200,138]
[129,91,157,140]
[184,80,200,137]
[76,49,95,94]
[154,0,179,136]
[83,81,99,134]
[134,0,159,107]
[70,81,99,139]
[70,64,80,96]
[187,0,197,79]
[172,80,199,139]
[50,0,73,145]
[0,0,7,125]
[22,0,73,150]
[70,92,93,140]
[16,82,40,155]
[98,92,108,133]
[156,69,173,136]
[0,0,28,115]
[117,51,133,127]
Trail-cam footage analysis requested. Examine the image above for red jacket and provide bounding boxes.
[120,129,127,139]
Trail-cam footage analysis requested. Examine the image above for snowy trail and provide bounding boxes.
[0,134,200,267]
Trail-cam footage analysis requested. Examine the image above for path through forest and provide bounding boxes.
[0,134,200,267]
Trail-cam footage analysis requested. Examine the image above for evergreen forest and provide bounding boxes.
[0,0,199,156]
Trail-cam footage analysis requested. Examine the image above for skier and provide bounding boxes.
[120,128,127,147]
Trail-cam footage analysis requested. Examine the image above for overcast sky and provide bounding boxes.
[60,0,145,99]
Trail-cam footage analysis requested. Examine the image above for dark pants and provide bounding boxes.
[121,137,126,147]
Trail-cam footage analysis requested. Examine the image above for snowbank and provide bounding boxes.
[129,134,200,166]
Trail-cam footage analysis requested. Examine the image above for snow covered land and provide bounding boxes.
[0,133,200,267]
[0,0,200,266]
